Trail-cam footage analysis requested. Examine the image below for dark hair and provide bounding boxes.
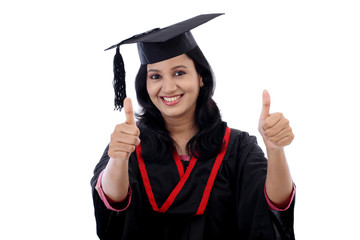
[135,46,224,161]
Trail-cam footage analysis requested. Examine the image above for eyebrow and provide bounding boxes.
[147,65,188,73]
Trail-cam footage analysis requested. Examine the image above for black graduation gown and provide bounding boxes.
[91,123,295,240]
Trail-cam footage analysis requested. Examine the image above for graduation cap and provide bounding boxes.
[105,13,224,111]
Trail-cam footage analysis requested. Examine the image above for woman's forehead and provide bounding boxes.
[147,54,193,71]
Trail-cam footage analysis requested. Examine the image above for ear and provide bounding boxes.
[199,76,204,87]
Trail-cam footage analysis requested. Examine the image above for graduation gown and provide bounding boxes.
[91,123,295,239]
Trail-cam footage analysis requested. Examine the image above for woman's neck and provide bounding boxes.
[164,114,198,155]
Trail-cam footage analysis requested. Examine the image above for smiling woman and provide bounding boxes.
[135,46,221,160]
[146,55,202,121]
[91,13,295,239]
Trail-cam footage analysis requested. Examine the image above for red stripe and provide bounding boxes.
[136,145,159,211]
[137,145,198,213]
[137,126,231,215]
[196,126,231,215]
[172,151,184,178]
[159,155,197,212]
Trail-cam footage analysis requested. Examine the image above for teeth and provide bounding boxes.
[163,95,181,102]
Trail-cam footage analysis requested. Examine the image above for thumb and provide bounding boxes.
[124,98,136,125]
[260,89,271,120]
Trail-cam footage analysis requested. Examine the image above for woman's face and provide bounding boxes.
[146,54,203,121]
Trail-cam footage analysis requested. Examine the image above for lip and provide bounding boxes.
[160,94,183,106]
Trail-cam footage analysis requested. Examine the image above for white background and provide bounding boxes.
[1,0,359,239]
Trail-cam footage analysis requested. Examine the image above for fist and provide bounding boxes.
[108,98,141,161]
[258,90,294,150]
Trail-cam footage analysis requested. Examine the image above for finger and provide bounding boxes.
[274,134,294,147]
[124,98,136,126]
[260,89,271,120]
[263,112,283,130]
[268,127,292,143]
[111,131,140,146]
[264,115,288,136]
[115,124,140,137]
[111,143,136,153]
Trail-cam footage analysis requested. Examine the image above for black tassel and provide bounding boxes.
[113,46,126,111]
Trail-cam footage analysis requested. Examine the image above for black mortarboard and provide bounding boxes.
[105,13,224,111]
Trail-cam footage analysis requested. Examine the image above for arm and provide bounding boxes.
[265,148,293,208]
[258,90,295,207]
[231,129,295,239]
[101,158,130,203]
[102,98,140,203]
[101,158,129,204]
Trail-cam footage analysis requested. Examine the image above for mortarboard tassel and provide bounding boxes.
[113,46,126,111]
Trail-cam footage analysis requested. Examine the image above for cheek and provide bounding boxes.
[146,80,158,99]
[185,80,200,94]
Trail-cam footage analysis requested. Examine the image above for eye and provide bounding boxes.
[174,71,186,77]
[149,74,161,80]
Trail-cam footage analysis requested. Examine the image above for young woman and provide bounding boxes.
[91,14,295,240]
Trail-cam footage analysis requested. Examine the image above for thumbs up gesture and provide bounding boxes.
[258,90,294,150]
[108,98,141,161]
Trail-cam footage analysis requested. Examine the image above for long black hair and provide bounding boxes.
[135,46,225,161]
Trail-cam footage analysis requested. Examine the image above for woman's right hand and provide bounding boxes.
[108,98,140,161]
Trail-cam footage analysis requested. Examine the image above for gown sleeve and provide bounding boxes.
[90,145,141,240]
[231,130,295,239]
[95,170,132,212]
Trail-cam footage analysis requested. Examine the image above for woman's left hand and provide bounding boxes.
[258,90,294,151]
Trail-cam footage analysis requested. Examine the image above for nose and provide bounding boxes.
[161,76,177,94]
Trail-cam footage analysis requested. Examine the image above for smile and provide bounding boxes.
[160,94,183,106]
